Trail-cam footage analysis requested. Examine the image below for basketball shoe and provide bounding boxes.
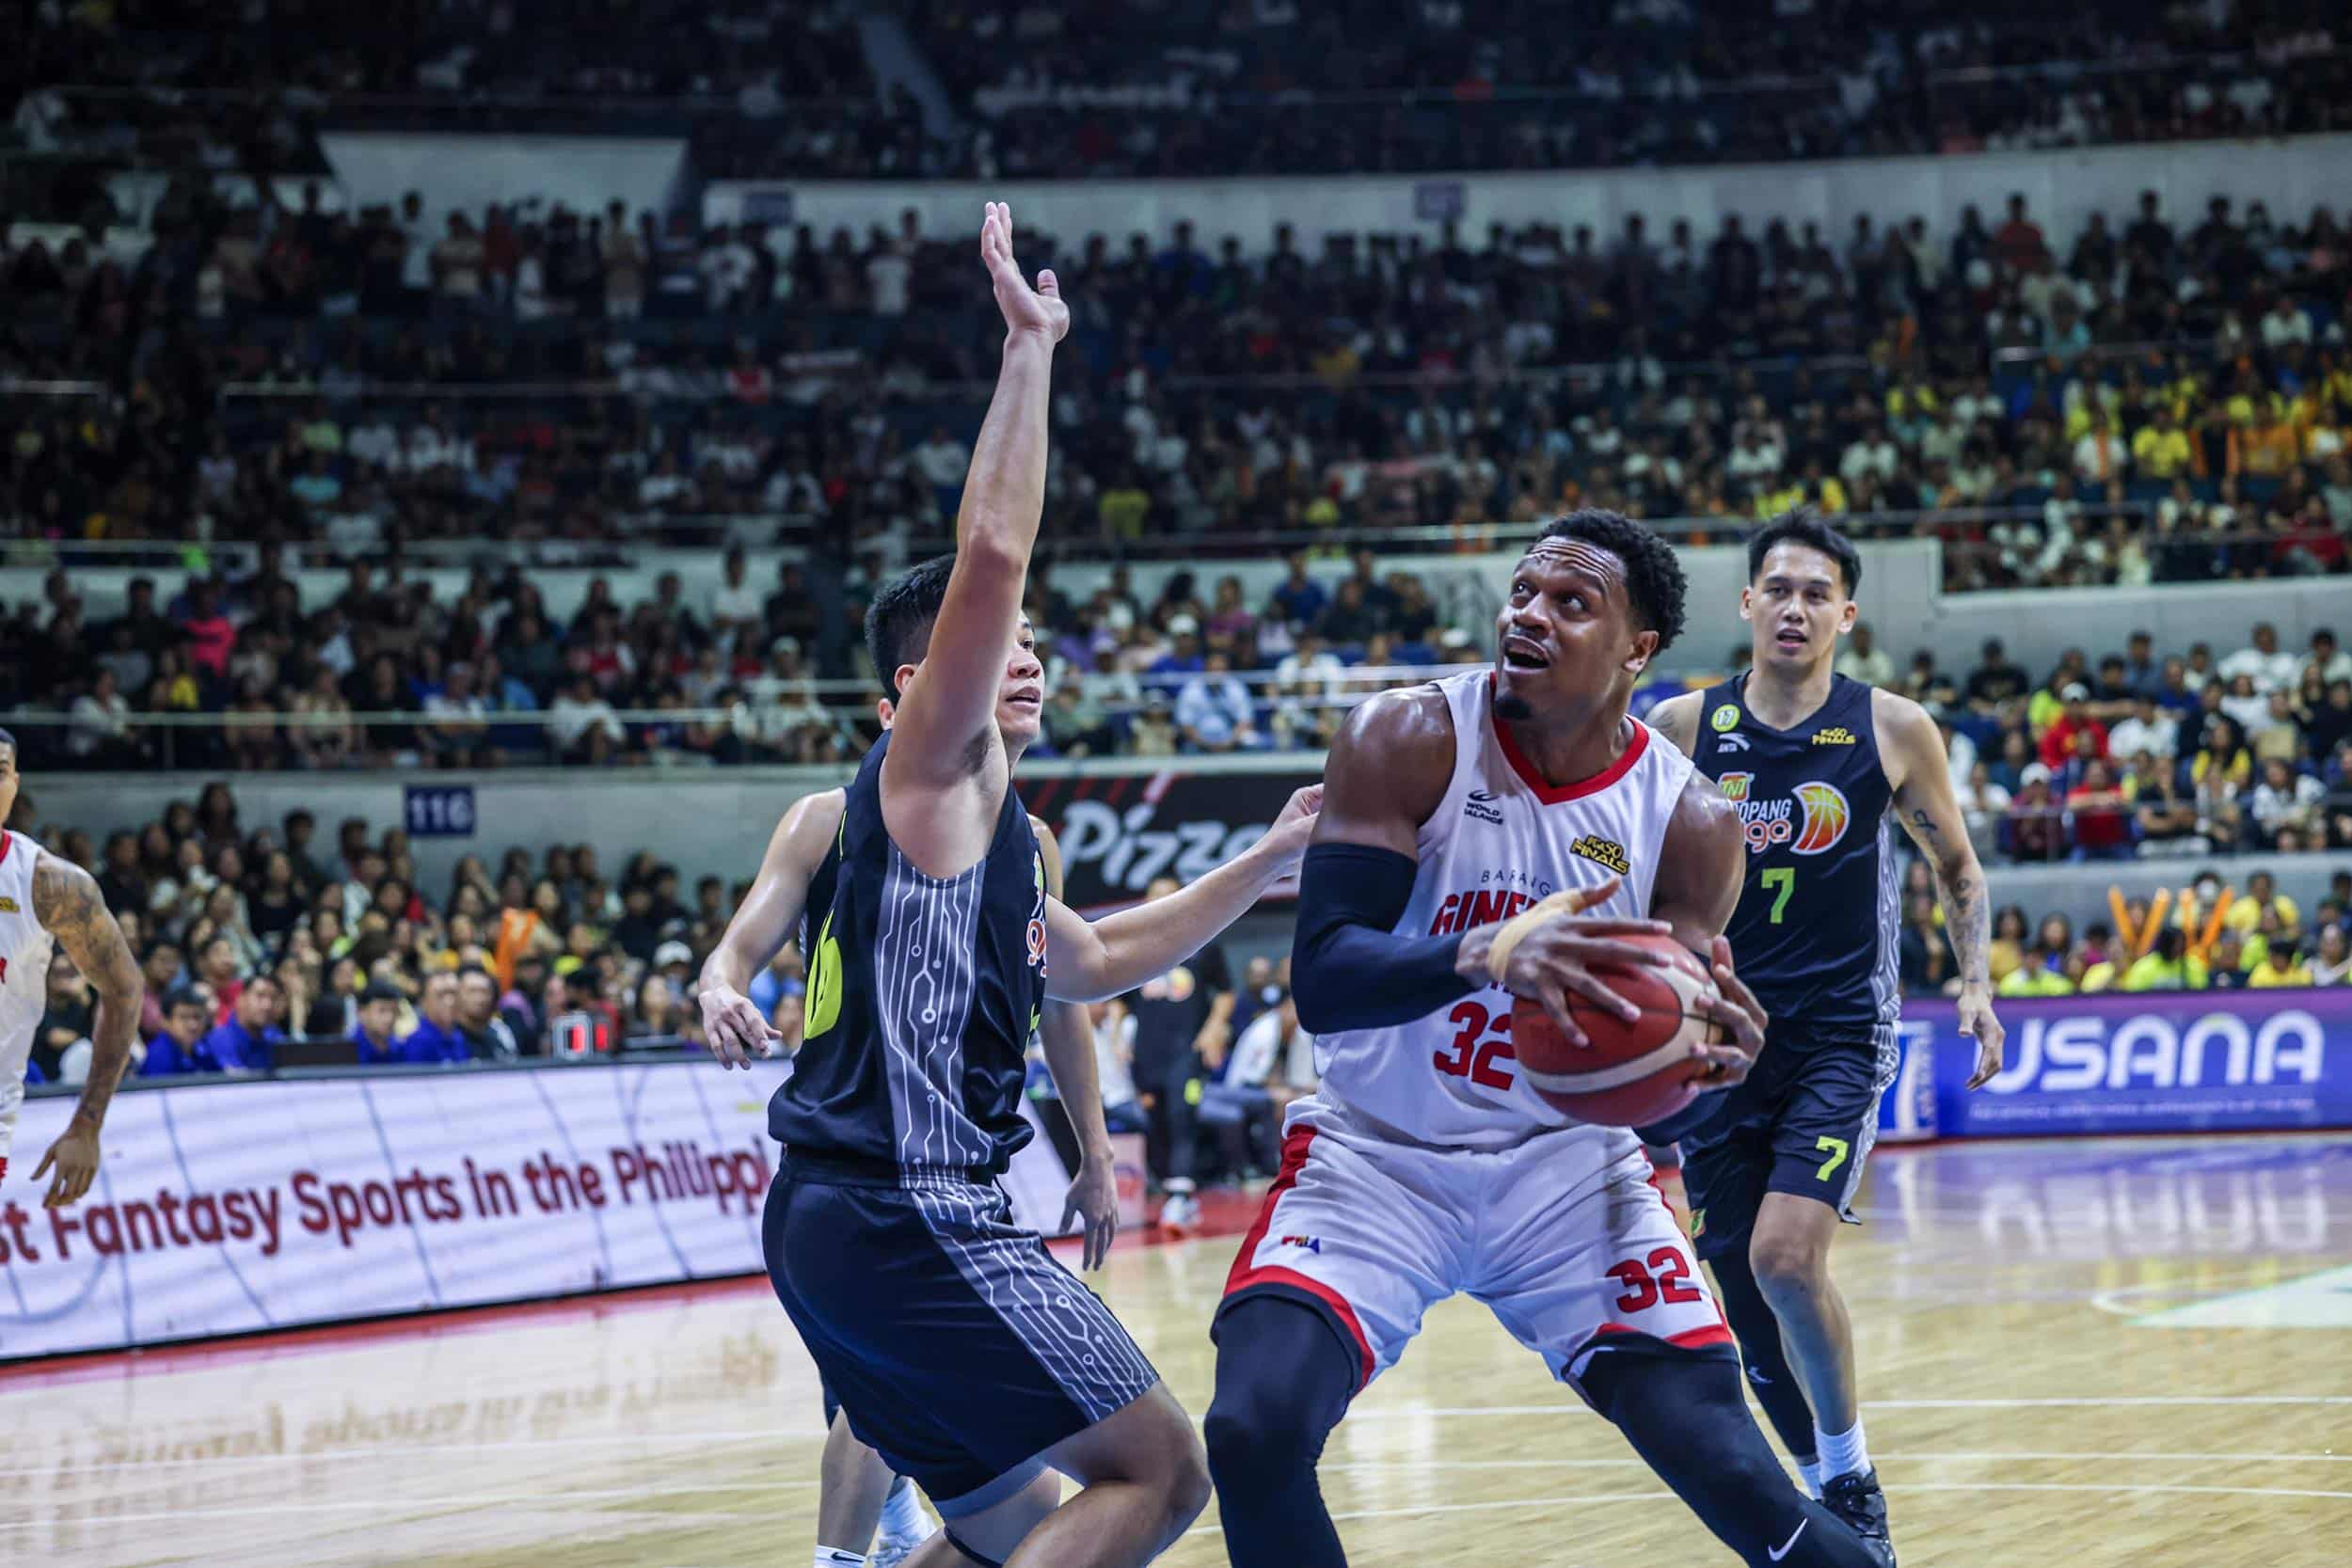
[1820,1468,1895,1567]
[872,1512,937,1568]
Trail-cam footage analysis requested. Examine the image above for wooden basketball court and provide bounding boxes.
[4,1132,2346,1567]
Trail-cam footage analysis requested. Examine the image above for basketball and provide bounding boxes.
[1510,934,1725,1127]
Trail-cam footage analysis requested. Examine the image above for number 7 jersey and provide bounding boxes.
[1302,671,1694,1151]
[1690,672,1899,1039]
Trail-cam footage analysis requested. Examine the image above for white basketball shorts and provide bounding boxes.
[1216,1100,1732,1399]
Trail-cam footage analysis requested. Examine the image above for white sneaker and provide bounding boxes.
[1160,1193,1201,1231]
[873,1513,938,1568]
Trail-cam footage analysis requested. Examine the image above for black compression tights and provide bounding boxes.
[1583,1349,1880,1567]
[1203,1296,1357,1568]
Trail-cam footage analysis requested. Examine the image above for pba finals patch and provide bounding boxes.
[1570,834,1631,875]
[1810,726,1858,746]
[1710,704,1741,733]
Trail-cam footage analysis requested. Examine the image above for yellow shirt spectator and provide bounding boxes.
[2224,892,2299,934]
[1098,485,1151,541]
[2130,424,2193,480]
[2120,952,2209,991]
[2248,954,2312,988]
[1998,965,2074,998]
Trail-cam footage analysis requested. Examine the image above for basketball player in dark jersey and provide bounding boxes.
[707,203,1318,1568]
[700,713,1108,1566]
[1649,510,2006,1565]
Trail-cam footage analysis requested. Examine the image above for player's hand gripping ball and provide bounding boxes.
[1511,934,1726,1126]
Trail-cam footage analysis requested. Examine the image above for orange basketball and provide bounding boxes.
[1509,934,1725,1127]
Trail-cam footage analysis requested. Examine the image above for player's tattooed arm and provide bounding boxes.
[1876,689,2007,1088]
[31,853,144,1206]
[1645,690,1704,758]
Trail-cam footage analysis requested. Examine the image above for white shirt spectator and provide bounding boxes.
[2070,430,2128,480]
[1228,1006,1315,1091]
[2217,641,2298,694]
[1174,670,1258,749]
[866,246,912,315]
[347,419,402,469]
[2251,771,2324,836]
[2106,711,2179,761]
[913,433,970,488]
[1839,435,1899,484]
[548,690,626,751]
[68,689,133,756]
[708,574,764,628]
[2261,302,2312,350]
[1834,641,1896,688]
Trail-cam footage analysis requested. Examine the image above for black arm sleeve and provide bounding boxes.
[1289,841,1481,1035]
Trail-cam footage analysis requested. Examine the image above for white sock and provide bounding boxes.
[1817,1418,1869,1482]
[880,1481,928,1538]
[1796,1458,1824,1498]
[814,1548,866,1567]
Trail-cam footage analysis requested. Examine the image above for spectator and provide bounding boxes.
[1174,652,1262,752]
[141,986,218,1076]
[400,972,470,1063]
[1834,623,1896,688]
[456,965,521,1058]
[2065,759,2133,862]
[203,972,284,1072]
[351,979,409,1064]
[2004,764,2065,862]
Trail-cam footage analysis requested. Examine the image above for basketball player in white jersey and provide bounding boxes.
[1205,515,1884,1568]
[0,731,144,1208]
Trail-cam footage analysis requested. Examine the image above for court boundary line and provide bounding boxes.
[12,1475,2348,1536]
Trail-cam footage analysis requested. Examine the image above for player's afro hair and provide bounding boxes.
[864,553,960,699]
[1747,506,1862,595]
[1534,510,1689,656]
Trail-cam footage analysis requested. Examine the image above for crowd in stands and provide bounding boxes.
[7,181,2350,596]
[15,0,2350,182]
[20,790,739,1088]
[1902,864,2352,998]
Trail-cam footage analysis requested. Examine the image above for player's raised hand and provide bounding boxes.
[1960,984,2006,1089]
[698,982,781,1070]
[31,1118,101,1209]
[1691,933,1767,1089]
[1253,784,1324,875]
[1061,1152,1120,1271]
[1466,877,1675,1048]
[980,200,1067,344]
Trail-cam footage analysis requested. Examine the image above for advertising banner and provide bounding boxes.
[1886,989,2350,1139]
[1,1064,1072,1360]
[1020,768,1324,912]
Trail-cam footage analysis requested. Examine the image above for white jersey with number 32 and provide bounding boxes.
[1301,671,1693,1151]
[0,832,56,1164]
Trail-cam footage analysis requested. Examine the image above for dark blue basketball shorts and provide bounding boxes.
[765,1158,1161,1513]
[1677,1024,1897,1263]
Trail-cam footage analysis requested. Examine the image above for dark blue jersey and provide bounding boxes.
[1692,673,1899,1041]
[770,731,1049,1176]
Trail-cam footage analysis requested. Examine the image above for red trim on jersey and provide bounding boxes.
[1487,678,1651,803]
[1221,1125,1377,1388]
[0,831,11,868]
[1586,1320,1739,1352]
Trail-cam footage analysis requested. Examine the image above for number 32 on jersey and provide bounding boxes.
[1433,1000,1517,1091]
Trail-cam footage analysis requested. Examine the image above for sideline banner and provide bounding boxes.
[1881,989,2349,1139]
[1021,768,1321,911]
[1,1064,1072,1360]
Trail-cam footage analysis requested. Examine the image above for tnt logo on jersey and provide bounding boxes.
[1726,780,1851,856]
[1810,726,1858,747]
[1026,852,1049,974]
[1569,834,1630,875]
